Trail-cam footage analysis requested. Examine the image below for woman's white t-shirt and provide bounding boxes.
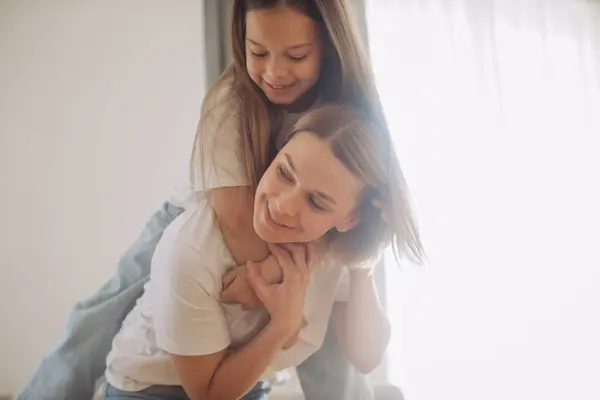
[105,195,349,391]
[105,93,351,391]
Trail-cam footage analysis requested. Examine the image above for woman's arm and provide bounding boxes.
[333,269,391,373]
[168,244,310,400]
[172,320,291,400]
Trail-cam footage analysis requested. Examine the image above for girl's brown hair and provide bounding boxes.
[192,0,424,265]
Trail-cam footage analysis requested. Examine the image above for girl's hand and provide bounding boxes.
[220,255,283,309]
[221,267,262,309]
[246,243,315,338]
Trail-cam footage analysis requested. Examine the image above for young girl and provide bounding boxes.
[17,1,421,399]
[103,104,422,400]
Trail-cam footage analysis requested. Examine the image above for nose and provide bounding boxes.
[266,56,288,80]
[274,189,301,218]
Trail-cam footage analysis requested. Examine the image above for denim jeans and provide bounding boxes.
[102,381,270,400]
[16,202,373,400]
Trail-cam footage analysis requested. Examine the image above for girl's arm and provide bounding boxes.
[333,269,391,373]
[212,186,283,308]
[212,184,283,286]
[210,186,269,264]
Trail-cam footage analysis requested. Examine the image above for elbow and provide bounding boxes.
[353,359,380,374]
[185,388,210,400]
[348,352,385,374]
[204,395,226,400]
[201,385,233,400]
[347,319,391,374]
[181,384,219,400]
[199,390,230,400]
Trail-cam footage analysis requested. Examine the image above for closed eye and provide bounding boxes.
[278,164,294,183]
[278,163,330,212]
[308,195,328,212]
[288,54,308,62]
[251,51,268,59]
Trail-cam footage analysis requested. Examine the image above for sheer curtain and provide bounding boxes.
[366,1,600,400]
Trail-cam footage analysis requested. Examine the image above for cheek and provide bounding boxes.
[301,214,336,238]
[293,60,321,83]
[246,58,263,84]
[257,169,279,196]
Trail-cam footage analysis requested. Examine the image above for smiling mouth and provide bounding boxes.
[267,206,294,230]
[263,80,295,90]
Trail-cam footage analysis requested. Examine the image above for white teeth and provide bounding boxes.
[269,209,287,228]
[270,210,281,225]
[267,81,292,89]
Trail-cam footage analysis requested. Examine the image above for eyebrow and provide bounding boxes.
[284,153,338,206]
[246,38,313,50]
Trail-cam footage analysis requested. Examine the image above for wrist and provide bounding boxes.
[266,319,296,344]
[257,255,283,284]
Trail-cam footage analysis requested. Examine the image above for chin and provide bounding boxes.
[253,220,300,244]
[254,224,273,242]
[257,229,289,244]
[253,218,279,243]
[266,93,299,106]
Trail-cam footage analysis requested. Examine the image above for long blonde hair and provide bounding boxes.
[191,0,424,265]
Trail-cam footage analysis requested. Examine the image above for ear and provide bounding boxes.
[336,214,359,233]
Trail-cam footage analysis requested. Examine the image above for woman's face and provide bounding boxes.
[253,132,365,244]
[245,4,323,105]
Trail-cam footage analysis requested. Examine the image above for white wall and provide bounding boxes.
[0,1,206,393]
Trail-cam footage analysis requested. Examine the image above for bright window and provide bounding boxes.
[367,2,600,399]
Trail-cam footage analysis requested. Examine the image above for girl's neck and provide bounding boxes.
[280,85,320,114]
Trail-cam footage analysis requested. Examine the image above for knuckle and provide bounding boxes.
[281,257,294,268]
[275,250,289,262]
[299,275,307,286]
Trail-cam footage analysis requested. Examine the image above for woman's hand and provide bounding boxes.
[283,317,307,350]
[171,245,313,400]
[246,243,315,339]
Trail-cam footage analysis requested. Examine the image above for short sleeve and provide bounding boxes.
[151,239,231,356]
[191,85,250,192]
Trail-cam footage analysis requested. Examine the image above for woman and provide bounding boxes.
[103,105,423,399]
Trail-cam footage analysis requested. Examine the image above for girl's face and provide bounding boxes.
[253,132,365,244]
[245,5,324,105]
